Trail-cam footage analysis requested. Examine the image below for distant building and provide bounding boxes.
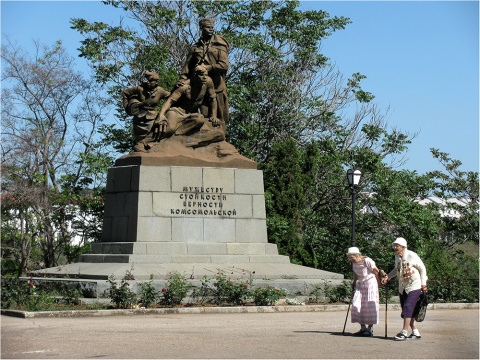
[415,196,472,218]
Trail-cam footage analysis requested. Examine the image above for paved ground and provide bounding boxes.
[1,308,478,359]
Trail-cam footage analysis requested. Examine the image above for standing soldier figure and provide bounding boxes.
[179,18,230,132]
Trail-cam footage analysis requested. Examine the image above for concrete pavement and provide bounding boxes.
[1,306,478,359]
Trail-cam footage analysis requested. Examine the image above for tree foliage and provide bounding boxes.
[428,148,479,246]
[1,39,109,273]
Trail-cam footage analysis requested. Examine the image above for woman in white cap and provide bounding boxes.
[380,237,428,341]
[347,247,384,336]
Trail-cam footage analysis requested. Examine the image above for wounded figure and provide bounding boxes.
[150,65,225,148]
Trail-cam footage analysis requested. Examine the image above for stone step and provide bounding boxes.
[80,254,290,264]
[79,254,130,263]
[91,242,280,256]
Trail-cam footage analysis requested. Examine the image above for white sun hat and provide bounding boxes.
[392,237,407,248]
[346,247,361,255]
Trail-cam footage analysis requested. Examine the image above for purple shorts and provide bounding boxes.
[399,289,422,318]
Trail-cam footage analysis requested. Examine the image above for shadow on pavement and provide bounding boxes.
[293,330,396,340]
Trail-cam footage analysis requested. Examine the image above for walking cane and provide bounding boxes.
[384,282,388,338]
[342,289,355,335]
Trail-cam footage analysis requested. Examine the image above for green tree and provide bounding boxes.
[428,149,479,247]
[1,39,109,273]
[263,138,308,263]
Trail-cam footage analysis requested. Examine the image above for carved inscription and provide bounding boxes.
[170,186,237,216]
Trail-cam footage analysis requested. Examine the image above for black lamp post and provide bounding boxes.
[346,169,362,247]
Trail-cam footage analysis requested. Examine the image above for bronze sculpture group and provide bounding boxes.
[122,18,230,153]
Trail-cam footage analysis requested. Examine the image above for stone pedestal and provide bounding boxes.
[82,166,287,265]
[33,165,343,298]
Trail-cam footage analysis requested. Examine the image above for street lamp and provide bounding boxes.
[346,169,362,247]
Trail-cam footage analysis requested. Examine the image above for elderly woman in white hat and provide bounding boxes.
[347,246,384,336]
[380,237,428,341]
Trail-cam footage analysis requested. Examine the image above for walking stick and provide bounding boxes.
[384,282,388,338]
[342,289,355,335]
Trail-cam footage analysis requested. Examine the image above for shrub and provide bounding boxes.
[190,276,214,305]
[61,287,82,305]
[323,280,351,303]
[138,280,159,308]
[106,274,137,309]
[428,277,479,303]
[0,277,56,310]
[1,276,29,309]
[25,290,56,311]
[253,286,288,306]
[308,285,323,303]
[210,271,252,305]
[1,277,79,310]
[86,303,106,310]
[160,272,191,306]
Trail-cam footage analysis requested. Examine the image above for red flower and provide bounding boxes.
[28,281,34,287]
[161,288,167,292]
[243,284,248,289]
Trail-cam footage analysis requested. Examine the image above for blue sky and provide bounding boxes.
[2,0,479,174]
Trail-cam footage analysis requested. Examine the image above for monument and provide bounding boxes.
[32,19,343,298]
